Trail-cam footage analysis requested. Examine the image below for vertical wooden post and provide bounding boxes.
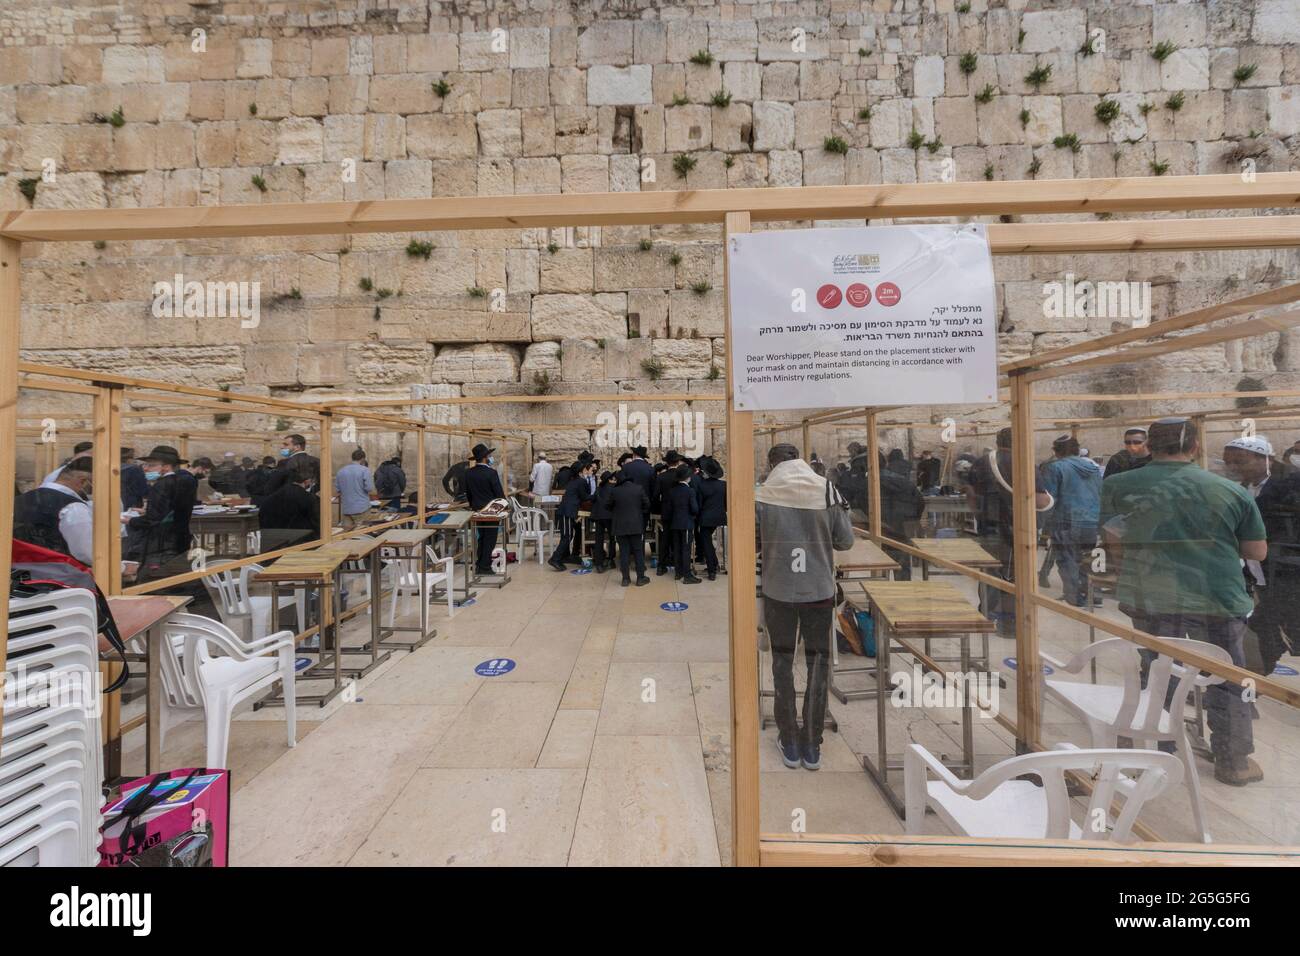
[865,410,882,537]
[176,433,190,461]
[1009,371,1040,750]
[90,385,120,594]
[0,237,21,747]
[1194,413,1209,468]
[318,412,332,542]
[417,423,426,518]
[801,421,810,461]
[723,211,759,867]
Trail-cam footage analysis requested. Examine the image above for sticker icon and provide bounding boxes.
[475,658,516,677]
[875,282,901,306]
[816,283,842,309]
[660,601,689,612]
[1274,664,1298,676]
[571,567,592,575]
[1003,657,1053,676]
[845,283,871,308]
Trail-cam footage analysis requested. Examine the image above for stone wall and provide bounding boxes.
[4,0,1300,472]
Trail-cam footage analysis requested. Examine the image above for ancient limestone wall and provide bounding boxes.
[4,0,1300,470]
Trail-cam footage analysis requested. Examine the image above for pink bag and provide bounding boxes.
[98,768,231,867]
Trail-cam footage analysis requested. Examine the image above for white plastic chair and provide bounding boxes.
[515,507,552,565]
[193,557,305,642]
[904,743,1183,843]
[1042,637,1228,843]
[156,613,297,769]
[389,545,456,623]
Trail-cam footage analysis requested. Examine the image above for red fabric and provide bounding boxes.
[12,538,91,574]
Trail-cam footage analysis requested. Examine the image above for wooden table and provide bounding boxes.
[914,536,1002,670]
[253,548,349,707]
[830,533,902,705]
[105,594,191,779]
[319,535,393,677]
[376,528,440,651]
[191,509,260,558]
[423,509,475,604]
[851,579,996,818]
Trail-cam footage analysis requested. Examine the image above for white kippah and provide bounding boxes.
[1225,435,1273,457]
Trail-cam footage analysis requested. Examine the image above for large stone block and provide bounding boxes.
[753,100,795,151]
[587,64,653,105]
[668,289,724,337]
[650,339,712,379]
[665,104,712,151]
[595,246,676,290]
[561,337,606,382]
[430,342,522,383]
[532,293,627,341]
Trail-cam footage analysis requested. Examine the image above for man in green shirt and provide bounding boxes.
[1099,417,1267,786]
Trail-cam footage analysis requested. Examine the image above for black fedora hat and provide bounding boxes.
[663,450,682,464]
[141,444,188,466]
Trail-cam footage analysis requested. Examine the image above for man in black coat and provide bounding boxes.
[610,469,651,586]
[245,455,278,506]
[661,463,702,584]
[257,456,321,545]
[590,470,619,573]
[696,456,728,580]
[464,443,505,575]
[654,451,683,575]
[442,451,473,502]
[126,445,198,579]
[264,434,321,498]
[878,451,926,580]
[549,460,594,571]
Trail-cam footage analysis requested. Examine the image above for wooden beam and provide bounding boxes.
[724,210,760,868]
[318,413,332,544]
[865,411,882,538]
[1010,372,1040,751]
[1003,281,1300,375]
[759,834,1300,867]
[0,236,19,748]
[331,392,723,409]
[1025,308,1300,383]
[4,174,1298,241]
[985,214,1300,254]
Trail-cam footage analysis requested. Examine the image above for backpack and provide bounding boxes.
[9,539,131,692]
[375,461,405,498]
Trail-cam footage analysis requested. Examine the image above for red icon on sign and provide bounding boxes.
[876,282,901,306]
[845,283,872,308]
[816,284,842,309]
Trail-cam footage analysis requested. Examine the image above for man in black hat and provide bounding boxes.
[653,450,682,575]
[126,445,198,577]
[696,456,727,580]
[257,456,321,543]
[549,459,594,571]
[610,469,652,586]
[465,442,505,576]
[442,450,473,502]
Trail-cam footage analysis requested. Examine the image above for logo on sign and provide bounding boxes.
[475,658,516,677]
[660,601,689,612]
[875,282,901,306]
[816,284,842,309]
[845,283,871,308]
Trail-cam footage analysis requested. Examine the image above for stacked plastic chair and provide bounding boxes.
[2,588,104,866]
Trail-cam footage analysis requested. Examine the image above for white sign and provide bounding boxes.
[726,224,999,411]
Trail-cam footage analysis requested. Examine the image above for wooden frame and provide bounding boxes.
[5,175,1300,866]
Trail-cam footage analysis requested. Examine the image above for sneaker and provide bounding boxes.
[620,576,631,587]
[778,738,801,769]
[801,743,821,771]
[636,576,650,586]
[681,575,702,584]
[1214,755,1264,786]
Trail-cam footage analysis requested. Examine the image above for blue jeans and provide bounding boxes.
[1051,523,1096,606]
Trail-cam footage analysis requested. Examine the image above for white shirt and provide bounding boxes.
[530,460,553,497]
[40,479,94,566]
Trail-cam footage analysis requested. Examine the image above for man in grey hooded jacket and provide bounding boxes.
[757,444,854,771]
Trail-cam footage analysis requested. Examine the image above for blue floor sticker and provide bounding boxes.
[1003,657,1053,676]
[571,567,592,575]
[660,601,689,612]
[1274,664,1298,676]
[475,658,516,677]
[294,657,313,672]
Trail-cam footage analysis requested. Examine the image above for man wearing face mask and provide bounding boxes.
[264,433,320,497]
[14,456,95,566]
[126,445,198,575]
[1225,436,1300,678]
[1100,418,1267,786]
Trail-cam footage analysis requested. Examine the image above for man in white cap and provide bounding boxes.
[1225,435,1300,679]
[529,452,553,497]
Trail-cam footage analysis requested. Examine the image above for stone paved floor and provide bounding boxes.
[119,545,1300,864]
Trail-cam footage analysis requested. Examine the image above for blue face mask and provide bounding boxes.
[145,470,160,481]
[280,448,292,458]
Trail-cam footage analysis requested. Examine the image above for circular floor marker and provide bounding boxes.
[661,601,689,612]
[455,598,477,608]
[1003,657,1053,676]
[475,658,516,677]
[571,567,592,575]
[1273,664,1298,676]
[294,657,313,672]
